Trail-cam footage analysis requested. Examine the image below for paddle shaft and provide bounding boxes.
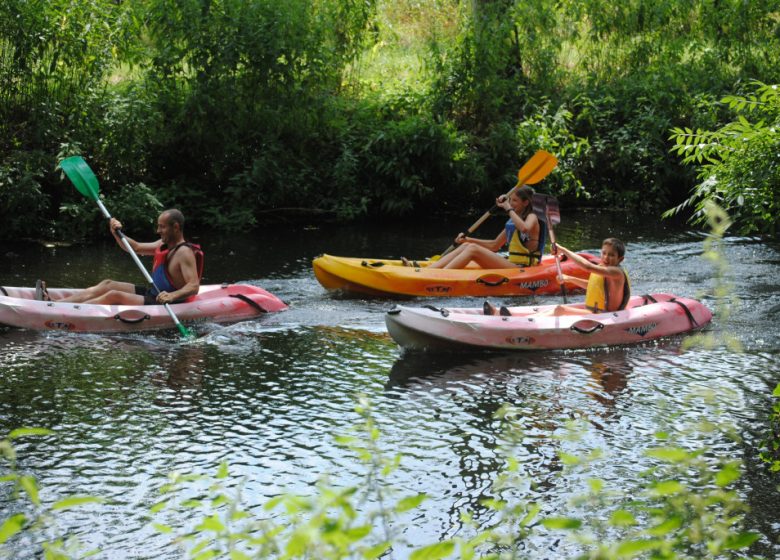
[94,198,191,336]
[545,213,568,304]
[440,184,521,258]
[440,150,557,258]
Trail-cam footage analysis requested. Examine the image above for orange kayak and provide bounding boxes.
[312,253,597,298]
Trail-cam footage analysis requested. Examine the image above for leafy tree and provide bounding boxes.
[668,81,780,236]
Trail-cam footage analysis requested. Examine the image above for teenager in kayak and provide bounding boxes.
[423,186,544,269]
[38,209,203,305]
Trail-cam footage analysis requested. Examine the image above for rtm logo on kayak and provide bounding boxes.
[44,321,75,331]
[514,280,549,290]
[626,323,657,337]
[425,285,452,294]
[506,336,535,345]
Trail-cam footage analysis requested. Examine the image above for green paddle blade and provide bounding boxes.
[60,156,100,200]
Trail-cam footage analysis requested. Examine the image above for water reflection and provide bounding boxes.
[1,215,779,558]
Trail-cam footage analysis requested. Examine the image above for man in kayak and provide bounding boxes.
[40,209,203,305]
[423,186,544,269]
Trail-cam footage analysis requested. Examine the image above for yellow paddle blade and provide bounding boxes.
[516,150,558,186]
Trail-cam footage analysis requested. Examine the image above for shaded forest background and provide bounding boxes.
[1,0,779,241]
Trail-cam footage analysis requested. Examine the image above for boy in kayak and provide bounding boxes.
[484,238,629,316]
[556,238,630,313]
[39,209,203,305]
[423,186,544,269]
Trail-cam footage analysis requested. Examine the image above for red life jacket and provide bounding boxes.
[152,242,205,291]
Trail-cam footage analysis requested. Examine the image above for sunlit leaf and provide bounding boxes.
[0,514,26,544]
[409,541,456,560]
[19,476,39,505]
[646,515,682,536]
[195,515,226,532]
[8,428,54,439]
[646,447,689,462]
[723,531,760,550]
[648,480,684,496]
[609,509,636,526]
[542,517,581,530]
[616,539,663,555]
[715,462,741,487]
[396,493,427,512]
[152,522,173,534]
[362,541,391,559]
[216,462,229,479]
[51,495,103,510]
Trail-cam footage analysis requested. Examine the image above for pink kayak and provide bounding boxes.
[0,284,287,333]
[385,293,712,351]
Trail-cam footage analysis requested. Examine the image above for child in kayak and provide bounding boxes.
[484,237,629,316]
[556,238,630,313]
[424,185,544,269]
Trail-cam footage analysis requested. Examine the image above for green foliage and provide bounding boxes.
[0,429,103,558]
[151,396,423,558]
[680,201,742,353]
[534,391,759,559]
[2,0,780,238]
[760,383,780,472]
[668,81,780,236]
[0,390,763,559]
[0,151,51,240]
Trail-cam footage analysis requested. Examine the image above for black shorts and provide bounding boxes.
[134,285,161,306]
[134,285,187,305]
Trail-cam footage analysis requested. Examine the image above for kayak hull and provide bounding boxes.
[0,284,287,333]
[312,253,597,298]
[385,294,712,351]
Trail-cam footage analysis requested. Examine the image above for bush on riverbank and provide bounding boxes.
[1,1,779,240]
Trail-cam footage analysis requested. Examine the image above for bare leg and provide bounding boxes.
[537,304,591,317]
[427,244,469,269]
[85,289,146,305]
[56,280,137,303]
[431,244,513,270]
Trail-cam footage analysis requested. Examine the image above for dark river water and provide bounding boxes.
[1,210,779,558]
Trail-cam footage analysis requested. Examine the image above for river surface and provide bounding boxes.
[1,210,779,558]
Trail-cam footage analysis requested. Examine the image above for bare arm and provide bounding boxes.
[557,244,625,280]
[110,218,159,256]
[558,273,589,289]
[454,230,506,252]
[156,249,200,304]
[496,197,540,252]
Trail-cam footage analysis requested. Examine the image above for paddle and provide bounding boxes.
[60,156,194,339]
[438,150,558,258]
[532,193,567,303]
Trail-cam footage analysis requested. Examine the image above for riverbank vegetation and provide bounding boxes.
[1,0,779,240]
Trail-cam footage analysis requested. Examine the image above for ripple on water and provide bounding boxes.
[1,232,779,558]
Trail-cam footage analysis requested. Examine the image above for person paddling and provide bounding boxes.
[556,238,630,312]
[40,209,203,305]
[484,238,630,316]
[425,186,545,270]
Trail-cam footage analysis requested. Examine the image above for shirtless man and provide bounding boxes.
[46,209,202,305]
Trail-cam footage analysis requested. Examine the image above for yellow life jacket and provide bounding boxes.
[584,268,631,312]
[505,219,543,266]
